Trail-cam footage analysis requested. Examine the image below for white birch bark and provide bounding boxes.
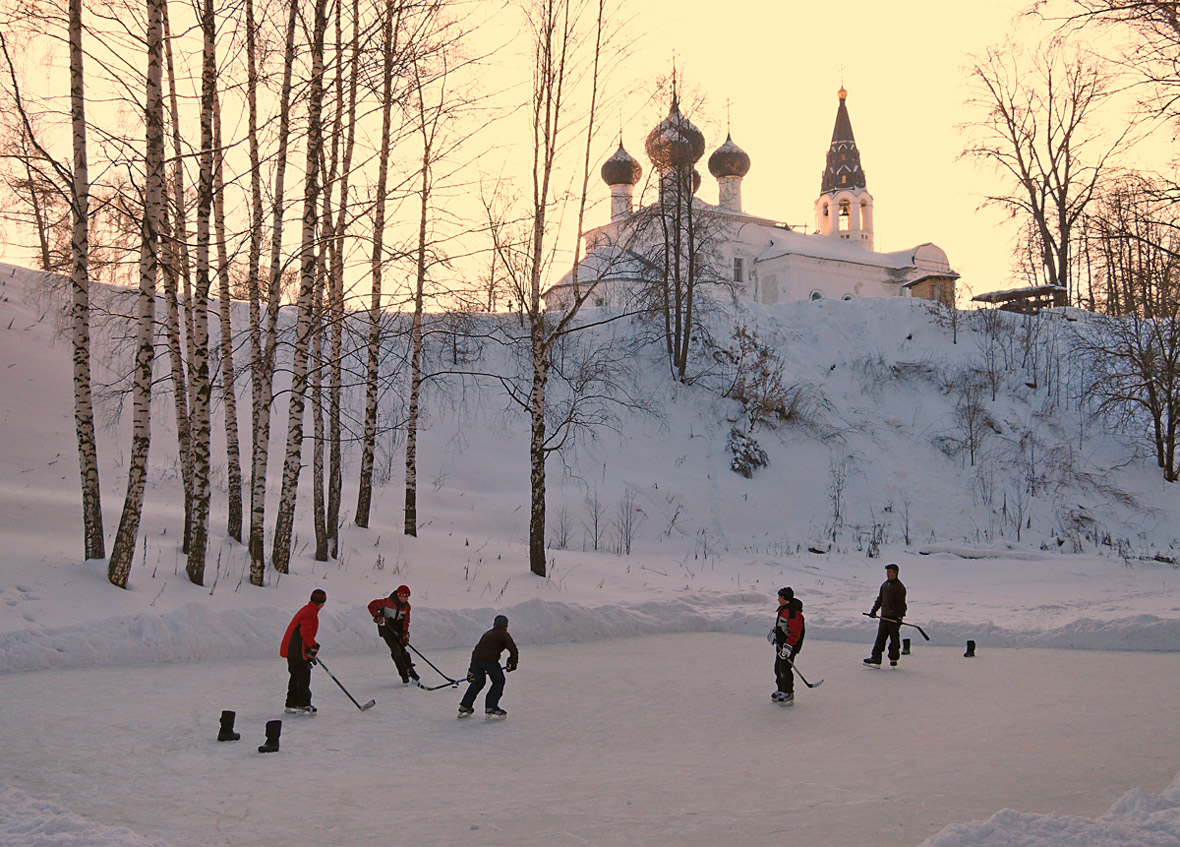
[109,0,165,587]
[244,0,266,584]
[251,0,299,578]
[161,1,194,548]
[69,0,104,561]
[185,0,217,585]
[212,90,243,543]
[272,0,329,573]
[355,0,400,528]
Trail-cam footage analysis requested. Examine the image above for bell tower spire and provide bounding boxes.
[814,85,874,249]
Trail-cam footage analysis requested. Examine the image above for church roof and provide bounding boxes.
[820,87,866,194]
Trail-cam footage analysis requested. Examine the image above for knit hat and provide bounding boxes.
[310,589,327,603]
[394,585,411,597]
[885,563,899,574]
[493,614,509,629]
[777,586,794,601]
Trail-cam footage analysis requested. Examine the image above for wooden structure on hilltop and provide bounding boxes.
[972,284,1067,315]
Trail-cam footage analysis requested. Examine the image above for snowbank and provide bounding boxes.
[921,772,1180,846]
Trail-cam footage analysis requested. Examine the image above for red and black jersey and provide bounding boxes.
[280,602,321,660]
[367,596,411,635]
[774,598,805,651]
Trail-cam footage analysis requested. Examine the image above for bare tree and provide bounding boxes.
[355,0,403,529]
[493,0,617,577]
[1076,175,1180,481]
[109,0,165,587]
[273,0,330,574]
[961,37,1128,304]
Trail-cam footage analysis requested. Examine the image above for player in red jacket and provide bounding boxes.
[280,589,325,714]
[768,587,806,705]
[366,584,420,684]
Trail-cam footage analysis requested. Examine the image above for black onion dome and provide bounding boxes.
[691,168,702,194]
[708,133,751,178]
[645,99,706,169]
[601,142,642,186]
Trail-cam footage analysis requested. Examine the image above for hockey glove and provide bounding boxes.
[505,661,517,672]
[306,644,320,660]
[766,630,777,645]
[466,668,475,683]
[373,615,384,625]
[399,633,410,646]
[868,610,878,618]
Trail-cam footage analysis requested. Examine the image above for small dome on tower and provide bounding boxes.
[645,98,706,169]
[708,133,751,178]
[601,142,642,186]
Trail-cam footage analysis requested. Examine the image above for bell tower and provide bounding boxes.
[813,86,874,250]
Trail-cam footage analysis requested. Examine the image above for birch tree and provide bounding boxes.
[185,0,219,585]
[273,0,330,574]
[356,0,402,529]
[109,0,165,587]
[212,89,243,543]
[496,0,615,576]
[249,0,299,582]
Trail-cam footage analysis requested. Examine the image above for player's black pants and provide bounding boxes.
[871,618,903,662]
[774,653,796,695]
[378,626,418,681]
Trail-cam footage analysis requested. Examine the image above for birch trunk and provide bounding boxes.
[162,0,194,548]
[250,0,299,579]
[212,91,243,542]
[186,0,217,585]
[404,66,433,538]
[244,0,266,583]
[272,0,329,573]
[68,0,104,561]
[326,0,358,554]
[355,0,399,529]
[109,0,164,587]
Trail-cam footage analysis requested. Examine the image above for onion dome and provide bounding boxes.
[691,168,701,194]
[601,142,642,186]
[708,133,751,179]
[645,98,706,169]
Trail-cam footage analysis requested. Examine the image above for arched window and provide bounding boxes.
[810,291,823,301]
[842,294,854,301]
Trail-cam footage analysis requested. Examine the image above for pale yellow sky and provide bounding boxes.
[596,0,1036,298]
[3,0,1160,303]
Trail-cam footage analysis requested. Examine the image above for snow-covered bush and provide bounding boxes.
[728,428,769,478]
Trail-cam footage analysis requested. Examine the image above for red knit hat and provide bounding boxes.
[395,585,411,597]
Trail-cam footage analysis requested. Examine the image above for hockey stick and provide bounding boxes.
[862,612,930,641]
[419,665,512,692]
[406,643,462,685]
[784,656,824,689]
[313,658,376,711]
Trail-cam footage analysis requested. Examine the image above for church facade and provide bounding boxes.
[547,87,959,310]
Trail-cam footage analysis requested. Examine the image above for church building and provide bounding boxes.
[547,87,959,309]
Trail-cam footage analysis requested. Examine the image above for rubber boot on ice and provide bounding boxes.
[218,710,241,742]
[258,719,281,753]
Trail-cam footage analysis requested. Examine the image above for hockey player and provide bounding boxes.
[458,614,519,719]
[865,563,907,667]
[769,587,805,705]
[367,585,420,684]
[280,589,325,715]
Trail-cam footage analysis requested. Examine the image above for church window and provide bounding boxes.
[733,257,744,282]
[843,294,853,301]
[810,291,823,301]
